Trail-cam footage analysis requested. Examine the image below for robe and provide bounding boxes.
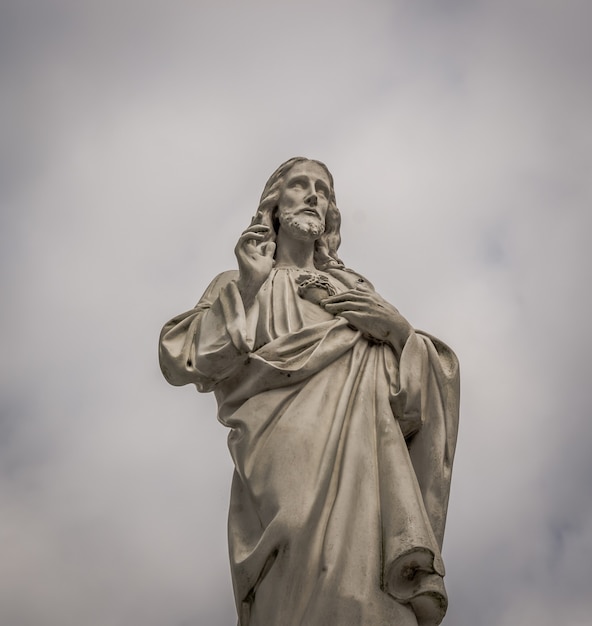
[159,266,460,626]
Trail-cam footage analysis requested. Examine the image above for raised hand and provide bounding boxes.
[235,224,276,309]
[321,284,413,356]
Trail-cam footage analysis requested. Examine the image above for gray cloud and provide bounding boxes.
[1,1,591,624]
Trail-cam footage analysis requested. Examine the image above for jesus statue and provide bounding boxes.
[159,157,460,626]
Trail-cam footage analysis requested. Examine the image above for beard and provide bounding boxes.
[278,213,325,241]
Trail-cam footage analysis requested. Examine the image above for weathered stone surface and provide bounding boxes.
[159,158,460,626]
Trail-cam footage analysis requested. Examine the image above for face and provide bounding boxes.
[276,161,331,241]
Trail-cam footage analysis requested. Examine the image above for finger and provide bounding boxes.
[339,310,361,321]
[262,241,276,257]
[321,292,373,305]
[250,212,268,225]
[323,301,372,313]
[321,289,357,302]
[322,288,374,300]
[237,231,267,245]
[337,311,366,328]
[241,224,270,235]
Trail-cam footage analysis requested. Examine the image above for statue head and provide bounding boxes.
[252,157,343,270]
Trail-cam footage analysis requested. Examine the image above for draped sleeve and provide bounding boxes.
[159,270,258,392]
[375,331,459,625]
[403,332,460,549]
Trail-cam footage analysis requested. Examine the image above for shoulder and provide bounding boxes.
[209,269,239,288]
[194,270,239,306]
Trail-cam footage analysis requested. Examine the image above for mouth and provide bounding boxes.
[301,208,320,218]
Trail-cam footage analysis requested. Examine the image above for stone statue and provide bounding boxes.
[159,157,460,626]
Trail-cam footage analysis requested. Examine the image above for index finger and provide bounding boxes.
[238,224,271,244]
[242,224,270,235]
[321,290,370,304]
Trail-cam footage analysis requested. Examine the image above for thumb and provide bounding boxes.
[262,241,276,257]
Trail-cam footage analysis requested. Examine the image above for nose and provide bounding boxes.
[305,192,318,206]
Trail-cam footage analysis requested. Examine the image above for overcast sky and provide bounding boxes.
[1,1,591,625]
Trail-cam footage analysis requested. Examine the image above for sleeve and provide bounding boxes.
[158,271,258,392]
[399,331,460,549]
[385,331,460,549]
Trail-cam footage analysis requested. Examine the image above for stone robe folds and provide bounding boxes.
[159,267,460,626]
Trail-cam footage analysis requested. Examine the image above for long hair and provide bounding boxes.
[251,157,344,270]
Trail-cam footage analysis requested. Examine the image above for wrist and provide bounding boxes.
[387,317,414,358]
[236,275,262,310]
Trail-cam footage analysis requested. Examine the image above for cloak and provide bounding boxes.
[159,267,459,626]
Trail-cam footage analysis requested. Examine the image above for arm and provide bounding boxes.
[159,224,276,391]
[159,271,254,392]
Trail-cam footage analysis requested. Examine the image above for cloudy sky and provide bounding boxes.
[1,1,591,625]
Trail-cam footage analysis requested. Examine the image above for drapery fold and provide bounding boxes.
[159,267,459,626]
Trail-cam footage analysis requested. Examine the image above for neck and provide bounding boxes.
[274,229,317,271]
